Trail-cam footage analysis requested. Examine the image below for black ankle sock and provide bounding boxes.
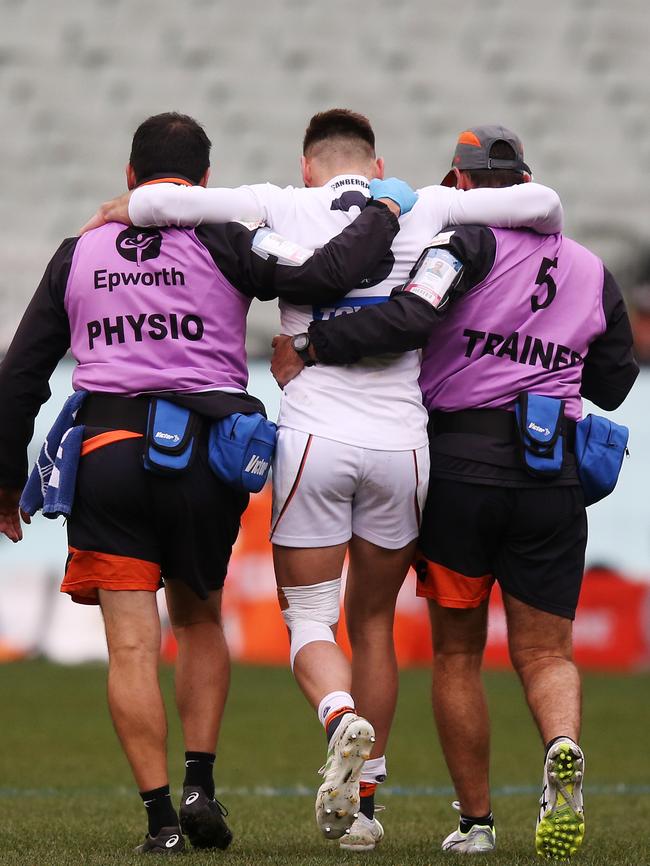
[545,735,577,756]
[360,792,375,820]
[139,785,178,837]
[459,811,494,834]
[184,751,216,799]
[326,716,344,743]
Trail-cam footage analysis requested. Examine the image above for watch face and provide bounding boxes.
[293,334,309,352]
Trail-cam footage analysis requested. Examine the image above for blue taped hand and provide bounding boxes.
[369,177,418,215]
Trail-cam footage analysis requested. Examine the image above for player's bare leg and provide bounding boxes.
[428,599,491,818]
[165,582,233,850]
[274,542,375,839]
[345,535,415,758]
[99,588,183,851]
[339,535,413,849]
[165,583,229,753]
[503,592,580,743]
[99,588,167,791]
[504,593,585,859]
[273,542,350,707]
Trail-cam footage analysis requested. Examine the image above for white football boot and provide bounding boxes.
[340,809,385,851]
[442,802,496,853]
[315,713,375,839]
[535,738,585,860]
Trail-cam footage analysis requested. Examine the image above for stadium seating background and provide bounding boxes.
[1,0,650,353]
[1,0,649,667]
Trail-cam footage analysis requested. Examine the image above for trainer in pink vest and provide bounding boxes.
[419,228,605,421]
[65,223,250,395]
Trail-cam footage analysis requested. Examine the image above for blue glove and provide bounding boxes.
[369,177,418,215]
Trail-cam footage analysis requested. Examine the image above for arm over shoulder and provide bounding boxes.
[428,182,563,235]
[437,225,497,288]
[306,224,496,365]
[198,200,401,304]
[308,292,436,364]
[128,182,287,227]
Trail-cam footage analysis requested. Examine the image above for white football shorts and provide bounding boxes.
[271,428,429,549]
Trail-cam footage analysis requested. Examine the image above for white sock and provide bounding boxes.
[317,690,355,729]
[361,755,387,784]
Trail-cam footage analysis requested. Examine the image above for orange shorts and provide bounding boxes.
[62,547,161,605]
[414,553,494,609]
[61,427,247,605]
[415,478,586,619]
[60,430,157,604]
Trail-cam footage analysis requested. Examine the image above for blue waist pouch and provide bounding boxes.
[143,399,199,475]
[575,414,629,506]
[514,393,565,479]
[208,412,277,493]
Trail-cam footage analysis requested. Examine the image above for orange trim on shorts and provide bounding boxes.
[61,546,160,606]
[271,434,313,536]
[414,554,493,608]
[80,430,143,457]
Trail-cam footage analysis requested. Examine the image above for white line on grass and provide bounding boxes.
[0,783,648,798]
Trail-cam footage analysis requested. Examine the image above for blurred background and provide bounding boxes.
[1,0,649,668]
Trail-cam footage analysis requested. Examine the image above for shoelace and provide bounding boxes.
[214,798,229,817]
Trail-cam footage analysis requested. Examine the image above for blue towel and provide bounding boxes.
[42,425,85,517]
[20,390,88,518]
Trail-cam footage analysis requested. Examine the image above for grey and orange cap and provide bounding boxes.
[441,125,531,187]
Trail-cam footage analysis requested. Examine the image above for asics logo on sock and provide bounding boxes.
[166,835,180,847]
[185,792,200,805]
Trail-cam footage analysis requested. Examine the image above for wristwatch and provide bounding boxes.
[291,333,315,366]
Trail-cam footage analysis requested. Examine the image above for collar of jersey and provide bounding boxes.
[326,173,370,191]
[137,175,194,188]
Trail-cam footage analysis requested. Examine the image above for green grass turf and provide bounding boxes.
[0,662,648,865]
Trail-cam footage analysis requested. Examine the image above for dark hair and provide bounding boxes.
[465,140,526,188]
[302,108,375,156]
[129,112,211,185]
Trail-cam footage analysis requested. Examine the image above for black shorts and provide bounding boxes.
[415,478,587,619]
[62,427,248,605]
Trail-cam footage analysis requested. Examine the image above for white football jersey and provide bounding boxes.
[130,178,563,450]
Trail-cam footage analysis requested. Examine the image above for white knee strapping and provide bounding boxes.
[280,577,342,669]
